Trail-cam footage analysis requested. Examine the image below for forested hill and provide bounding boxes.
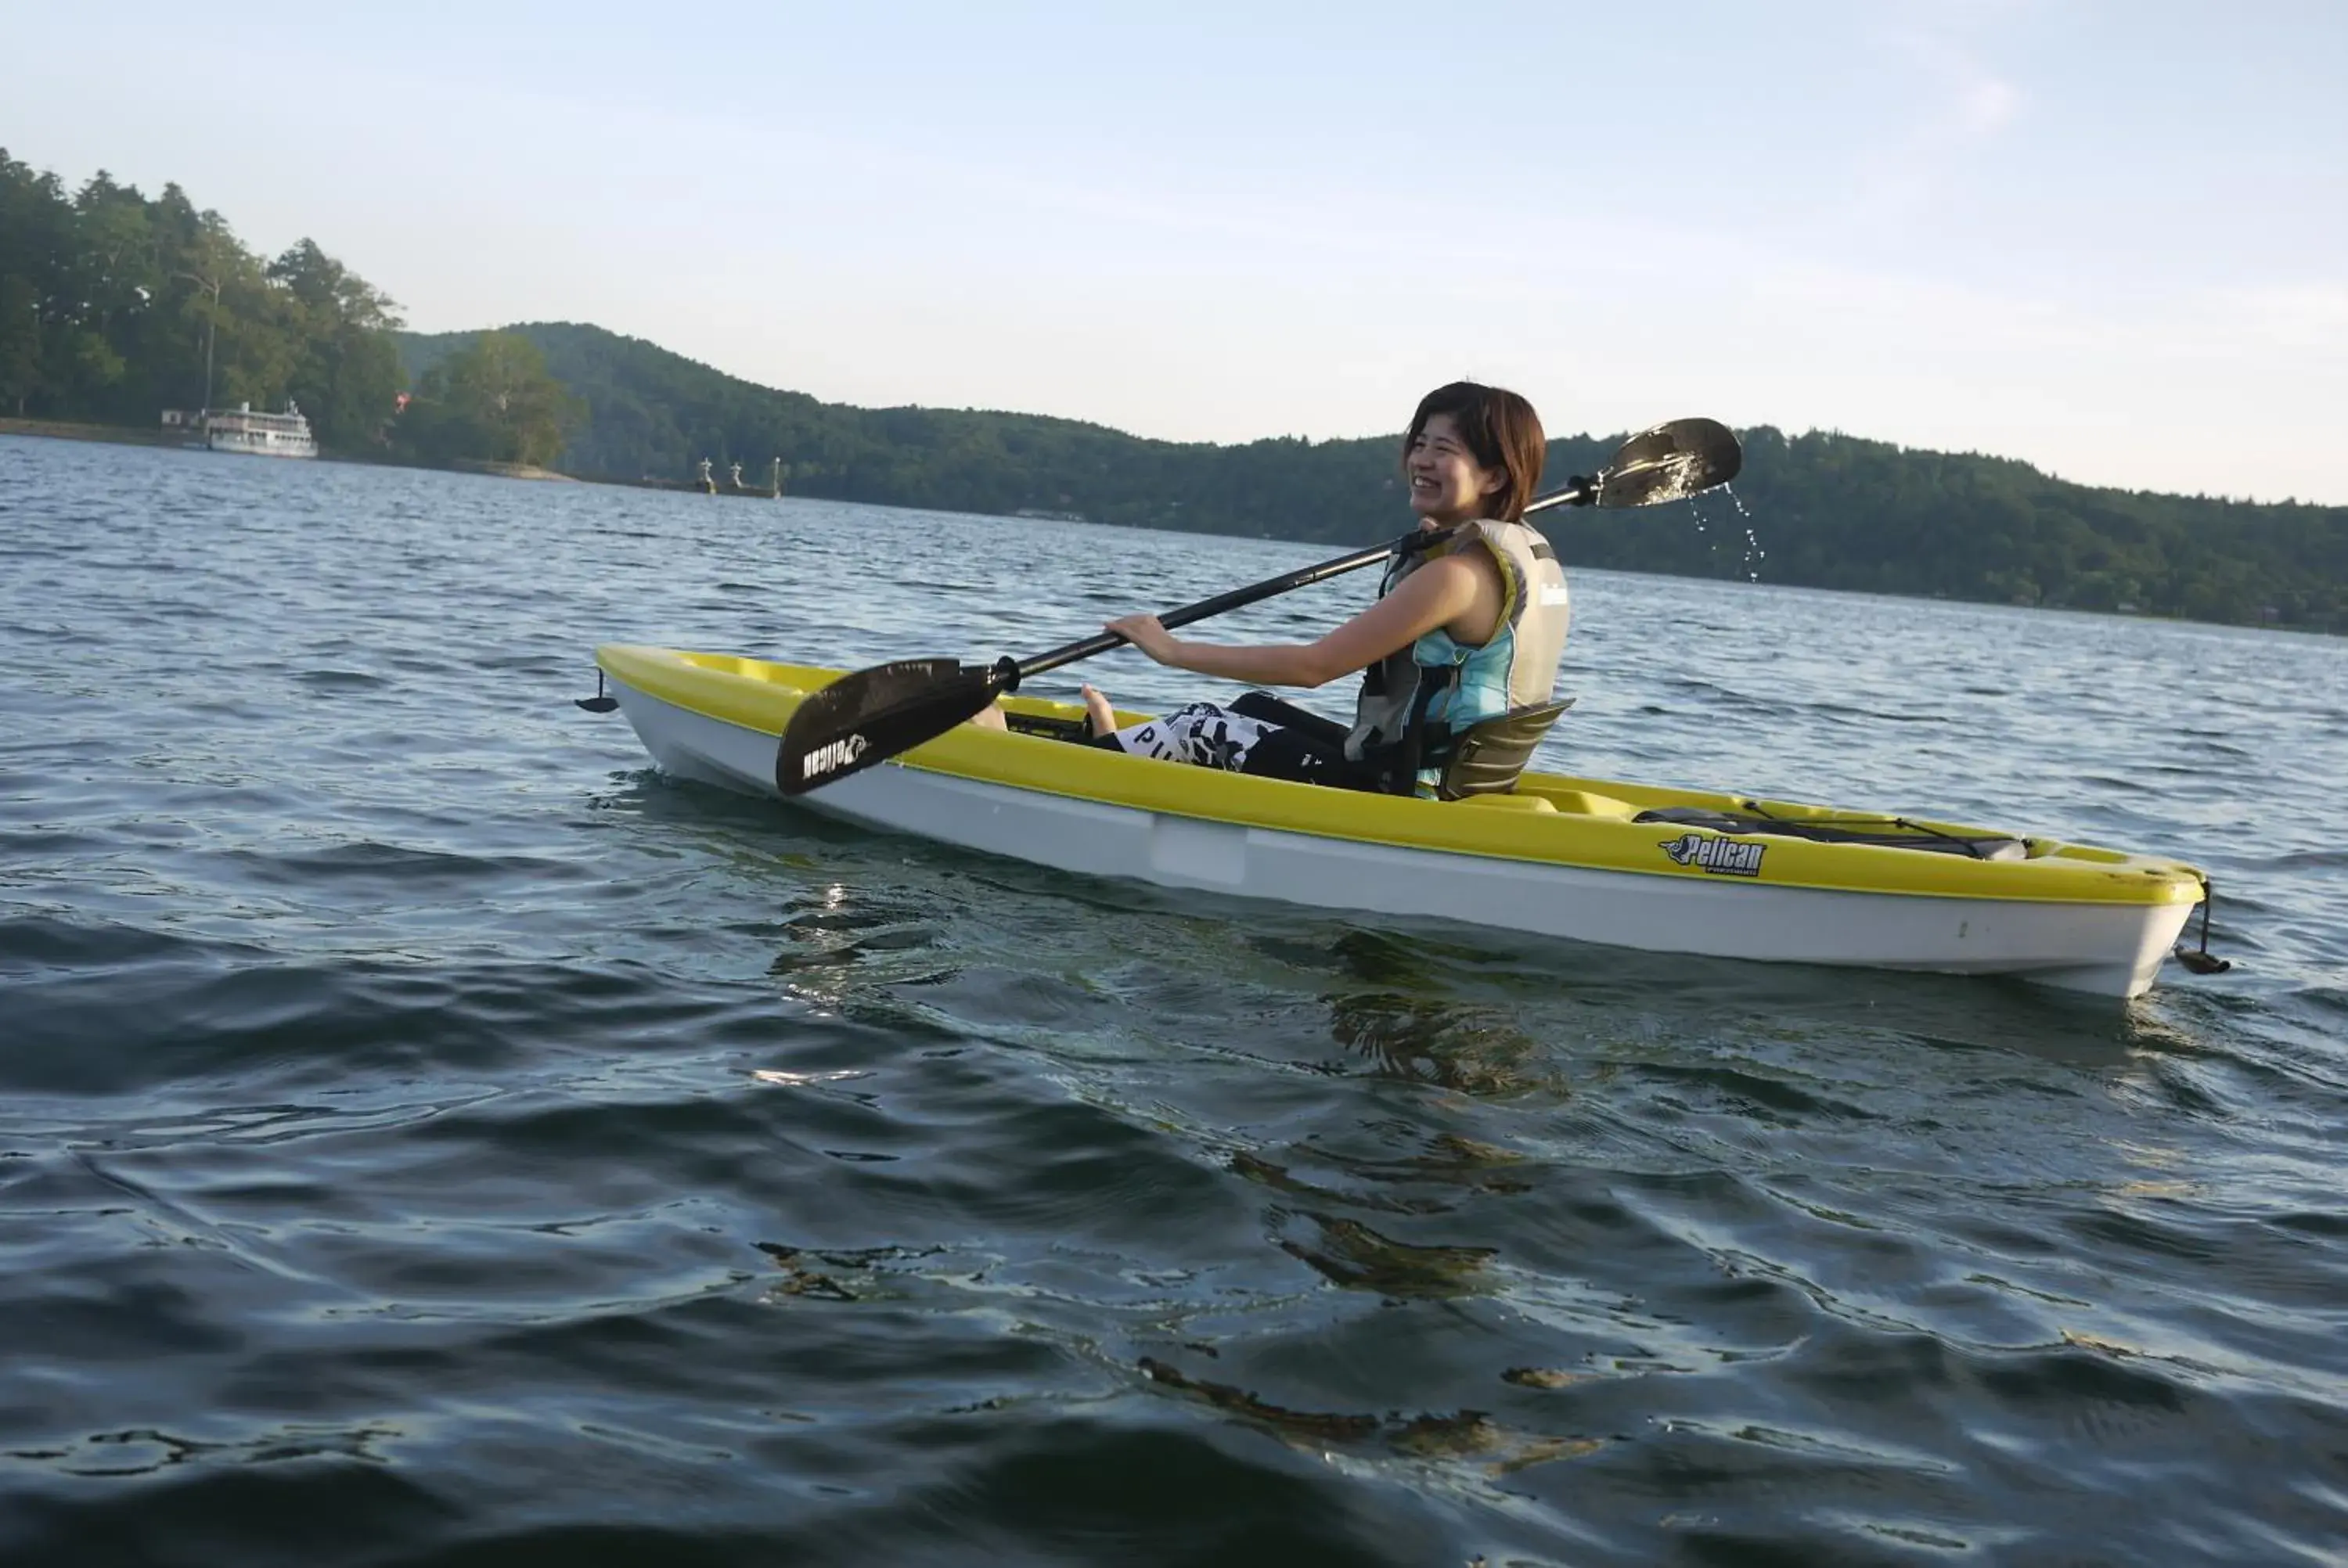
[400,322,2348,632]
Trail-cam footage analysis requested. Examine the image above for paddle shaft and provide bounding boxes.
[1010,474,1595,685]
[1015,536,1406,683]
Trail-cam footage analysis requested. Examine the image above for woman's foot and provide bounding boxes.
[1080,684,1118,737]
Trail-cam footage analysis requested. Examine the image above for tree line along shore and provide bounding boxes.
[5,149,2342,633]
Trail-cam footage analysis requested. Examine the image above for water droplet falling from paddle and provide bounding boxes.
[1722,482,1766,582]
[1687,492,1721,570]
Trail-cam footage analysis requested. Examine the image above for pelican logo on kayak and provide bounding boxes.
[1660,832,1766,877]
[801,733,870,781]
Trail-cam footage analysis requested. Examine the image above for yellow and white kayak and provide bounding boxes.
[592,645,2210,999]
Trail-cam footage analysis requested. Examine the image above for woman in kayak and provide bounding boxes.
[1077,380,1571,795]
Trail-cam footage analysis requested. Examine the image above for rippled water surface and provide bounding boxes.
[5,435,2346,1566]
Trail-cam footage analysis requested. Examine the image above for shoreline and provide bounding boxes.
[2,419,2331,637]
[0,420,758,497]
[0,416,183,450]
[0,419,579,482]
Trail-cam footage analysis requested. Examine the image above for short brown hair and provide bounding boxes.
[1402,382,1546,522]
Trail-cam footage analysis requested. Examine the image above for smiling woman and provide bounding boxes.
[1079,380,1571,797]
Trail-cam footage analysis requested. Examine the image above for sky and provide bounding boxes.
[4,0,2344,503]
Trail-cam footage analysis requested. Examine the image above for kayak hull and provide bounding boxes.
[596,646,2202,999]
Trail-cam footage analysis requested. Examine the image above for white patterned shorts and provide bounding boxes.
[1102,703,1280,771]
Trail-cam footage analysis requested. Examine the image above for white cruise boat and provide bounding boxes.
[162,401,319,459]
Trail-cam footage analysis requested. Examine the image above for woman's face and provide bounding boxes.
[1406,412,1505,527]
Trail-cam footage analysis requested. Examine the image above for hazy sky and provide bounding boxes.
[5,1,2343,502]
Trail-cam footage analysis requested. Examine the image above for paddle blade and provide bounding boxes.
[776,658,1000,796]
[1596,417,1742,509]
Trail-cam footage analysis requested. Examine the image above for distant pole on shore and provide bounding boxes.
[172,269,223,415]
[771,457,783,498]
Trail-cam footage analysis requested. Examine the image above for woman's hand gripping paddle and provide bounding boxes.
[776,417,1741,796]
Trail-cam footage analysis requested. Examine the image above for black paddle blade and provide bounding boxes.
[1596,417,1742,509]
[776,658,1001,796]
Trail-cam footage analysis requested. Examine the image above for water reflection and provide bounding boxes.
[1312,930,1567,1096]
[1137,1357,1601,1475]
[1270,1210,1497,1300]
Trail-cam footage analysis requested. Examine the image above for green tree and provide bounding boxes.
[0,273,38,415]
[396,329,582,466]
[269,238,404,448]
[0,150,70,418]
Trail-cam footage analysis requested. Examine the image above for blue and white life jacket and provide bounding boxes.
[1343,518,1572,792]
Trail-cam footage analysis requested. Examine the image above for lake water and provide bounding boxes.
[4,433,2346,1566]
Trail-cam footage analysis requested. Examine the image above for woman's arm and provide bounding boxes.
[1105,553,1488,689]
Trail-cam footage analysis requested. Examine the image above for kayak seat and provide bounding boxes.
[1433,699,1576,801]
[1227,689,1576,801]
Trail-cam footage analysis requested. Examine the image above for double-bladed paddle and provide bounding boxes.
[776,416,1742,795]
